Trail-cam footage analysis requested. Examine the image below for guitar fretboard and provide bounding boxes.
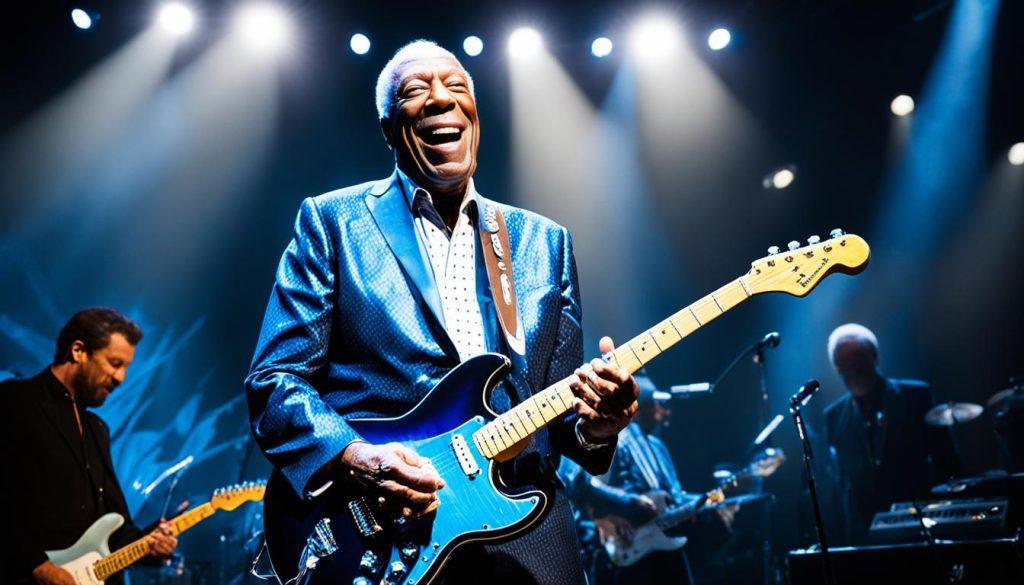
[472,276,752,459]
[93,503,215,580]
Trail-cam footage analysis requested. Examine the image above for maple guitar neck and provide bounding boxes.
[472,276,751,460]
[92,503,216,580]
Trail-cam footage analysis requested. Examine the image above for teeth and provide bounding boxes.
[431,127,460,135]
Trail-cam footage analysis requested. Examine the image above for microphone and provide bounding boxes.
[660,382,714,400]
[757,331,781,350]
[790,379,820,408]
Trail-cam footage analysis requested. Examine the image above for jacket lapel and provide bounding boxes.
[365,172,452,351]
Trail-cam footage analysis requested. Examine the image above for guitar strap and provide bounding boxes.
[477,202,526,356]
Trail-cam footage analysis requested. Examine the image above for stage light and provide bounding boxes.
[629,16,681,60]
[71,8,93,30]
[1010,143,1024,166]
[157,3,195,37]
[463,35,483,57]
[234,3,292,54]
[508,27,542,59]
[708,28,731,50]
[890,94,915,117]
[349,33,371,55]
[591,37,613,58]
[763,166,796,190]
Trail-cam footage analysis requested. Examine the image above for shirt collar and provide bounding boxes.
[395,166,479,219]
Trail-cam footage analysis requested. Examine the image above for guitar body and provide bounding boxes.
[46,512,123,585]
[263,353,551,585]
[604,522,687,567]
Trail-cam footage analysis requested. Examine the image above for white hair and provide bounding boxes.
[828,323,879,364]
[374,40,475,121]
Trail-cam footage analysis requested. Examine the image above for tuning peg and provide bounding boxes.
[829,228,844,238]
[807,235,820,245]
[767,245,780,255]
[787,241,800,251]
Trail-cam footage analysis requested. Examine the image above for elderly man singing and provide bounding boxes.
[245,40,639,583]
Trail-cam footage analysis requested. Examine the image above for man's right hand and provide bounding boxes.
[340,442,444,516]
[32,561,75,585]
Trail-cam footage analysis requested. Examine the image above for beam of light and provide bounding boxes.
[508,27,542,59]
[71,8,94,30]
[233,2,293,56]
[157,2,195,37]
[463,35,483,57]
[764,166,796,190]
[591,37,613,58]
[629,15,682,61]
[1009,142,1024,166]
[0,28,179,235]
[766,0,1004,411]
[890,94,915,116]
[708,28,731,51]
[350,33,371,55]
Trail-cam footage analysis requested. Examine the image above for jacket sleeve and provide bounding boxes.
[543,227,616,476]
[3,384,49,578]
[244,197,363,497]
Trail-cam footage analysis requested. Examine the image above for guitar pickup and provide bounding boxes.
[451,434,481,478]
[348,498,383,538]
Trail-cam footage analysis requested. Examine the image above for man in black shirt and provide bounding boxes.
[2,308,177,585]
[823,323,959,544]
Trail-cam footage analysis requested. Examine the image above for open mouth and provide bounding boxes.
[418,126,464,146]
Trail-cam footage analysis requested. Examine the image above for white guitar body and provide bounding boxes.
[604,522,687,567]
[45,512,124,585]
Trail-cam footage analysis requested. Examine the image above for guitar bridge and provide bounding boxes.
[348,498,384,538]
[297,518,339,575]
[451,433,481,478]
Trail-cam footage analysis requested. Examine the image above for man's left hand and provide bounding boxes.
[570,336,640,443]
[147,521,177,559]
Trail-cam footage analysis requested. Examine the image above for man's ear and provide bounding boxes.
[380,117,394,151]
[70,340,87,364]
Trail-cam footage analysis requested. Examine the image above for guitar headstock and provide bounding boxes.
[746,229,870,297]
[748,447,786,478]
[210,480,266,511]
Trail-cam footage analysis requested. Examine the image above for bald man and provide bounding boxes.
[823,324,959,543]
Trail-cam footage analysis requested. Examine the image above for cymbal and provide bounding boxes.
[987,388,1020,408]
[924,402,983,426]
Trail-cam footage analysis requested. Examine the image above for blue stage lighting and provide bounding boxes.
[71,8,93,30]
[890,94,915,116]
[508,27,542,59]
[157,3,195,37]
[463,35,483,57]
[591,37,613,58]
[350,33,371,55]
[1010,142,1024,166]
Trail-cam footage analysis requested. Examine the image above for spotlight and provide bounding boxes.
[629,16,681,60]
[350,33,371,55]
[71,8,93,30]
[234,3,292,53]
[591,37,613,58]
[708,28,731,50]
[463,35,483,57]
[1010,142,1024,166]
[157,3,195,37]
[508,27,542,59]
[763,166,796,190]
[890,94,915,117]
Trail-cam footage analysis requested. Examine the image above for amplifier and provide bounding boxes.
[869,498,1008,543]
[787,536,1024,585]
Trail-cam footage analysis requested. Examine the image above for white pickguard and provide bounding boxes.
[604,523,687,567]
[45,512,123,585]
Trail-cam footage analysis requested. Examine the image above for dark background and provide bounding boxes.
[1,1,1021,582]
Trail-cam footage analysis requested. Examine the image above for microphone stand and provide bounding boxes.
[709,333,778,585]
[789,382,835,585]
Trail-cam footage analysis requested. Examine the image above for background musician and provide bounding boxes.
[823,323,960,544]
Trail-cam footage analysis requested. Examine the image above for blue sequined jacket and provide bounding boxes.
[245,171,615,496]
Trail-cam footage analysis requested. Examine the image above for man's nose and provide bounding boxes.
[425,78,455,112]
[113,369,126,384]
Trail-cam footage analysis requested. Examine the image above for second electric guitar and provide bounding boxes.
[264,230,871,585]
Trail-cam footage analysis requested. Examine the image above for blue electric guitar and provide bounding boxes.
[262,231,871,585]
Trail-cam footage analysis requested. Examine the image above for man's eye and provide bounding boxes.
[402,86,427,98]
